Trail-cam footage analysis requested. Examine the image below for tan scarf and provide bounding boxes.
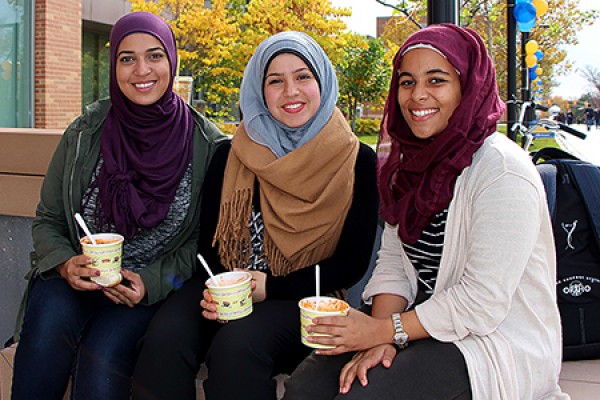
[213,108,359,276]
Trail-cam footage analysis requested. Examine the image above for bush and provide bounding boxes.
[354,118,381,136]
[216,122,238,136]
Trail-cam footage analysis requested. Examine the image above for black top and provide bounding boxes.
[197,142,379,301]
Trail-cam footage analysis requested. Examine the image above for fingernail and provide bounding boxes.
[95,270,101,276]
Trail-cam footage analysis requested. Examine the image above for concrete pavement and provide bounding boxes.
[554,123,600,166]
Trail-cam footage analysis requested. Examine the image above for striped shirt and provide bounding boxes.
[402,209,448,296]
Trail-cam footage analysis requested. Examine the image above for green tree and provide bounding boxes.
[338,36,391,131]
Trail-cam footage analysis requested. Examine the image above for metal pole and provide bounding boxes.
[427,0,459,25]
[507,0,518,141]
[521,31,533,126]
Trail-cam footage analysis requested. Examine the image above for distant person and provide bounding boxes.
[548,104,561,120]
[595,108,600,129]
[284,23,567,400]
[9,12,228,399]
[566,110,574,125]
[557,111,566,123]
[585,106,594,131]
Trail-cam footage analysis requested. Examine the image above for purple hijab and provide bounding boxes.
[377,24,505,244]
[96,12,193,239]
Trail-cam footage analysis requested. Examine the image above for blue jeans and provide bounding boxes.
[11,275,160,400]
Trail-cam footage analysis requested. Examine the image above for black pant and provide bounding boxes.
[132,273,311,400]
[283,339,472,400]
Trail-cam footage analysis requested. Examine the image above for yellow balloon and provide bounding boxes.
[536,67,543,75]
[526,54,538,68]
[525,40,539,55]
[533,0,549,17]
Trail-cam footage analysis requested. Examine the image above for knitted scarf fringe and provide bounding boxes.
[213,188,252,270]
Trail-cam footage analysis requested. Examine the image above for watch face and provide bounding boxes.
[394,332,408,345]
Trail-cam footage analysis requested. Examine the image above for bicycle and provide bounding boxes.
[506,98,586,153]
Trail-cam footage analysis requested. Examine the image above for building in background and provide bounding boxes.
[0,0,130,130]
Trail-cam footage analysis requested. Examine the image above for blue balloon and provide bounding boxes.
[516,0,532,3]
[518,18,536,32]
[514,3,537,23]
[530,70,538,80]
[535,50,544,60]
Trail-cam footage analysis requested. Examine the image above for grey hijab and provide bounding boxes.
[239,31,338,158]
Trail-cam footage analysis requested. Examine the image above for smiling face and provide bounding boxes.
[397,48,462,140]
[263,53,321,128]
[115,33,171,106]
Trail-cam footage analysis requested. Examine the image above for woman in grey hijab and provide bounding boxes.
[132,31,379,400]
[240,31,339,157]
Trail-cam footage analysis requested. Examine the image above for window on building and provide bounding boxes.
[82,29,110,109]
[0,0,33,128]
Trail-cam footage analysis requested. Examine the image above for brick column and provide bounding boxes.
[35,0,82,129]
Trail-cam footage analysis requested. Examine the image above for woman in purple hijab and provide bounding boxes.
[284,24,567,400]
[11,12,229,399]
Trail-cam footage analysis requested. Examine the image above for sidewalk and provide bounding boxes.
[554,123,600,166]
[560,359,600,399]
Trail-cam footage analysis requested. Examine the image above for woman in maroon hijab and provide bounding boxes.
[10,12,228,399]
[284,24,567,400]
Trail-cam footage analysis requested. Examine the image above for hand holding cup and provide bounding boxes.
[205,271,253,321]
[80,233,124,287]
[299,296,350,349]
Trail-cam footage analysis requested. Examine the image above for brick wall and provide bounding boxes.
[35,0,82,129]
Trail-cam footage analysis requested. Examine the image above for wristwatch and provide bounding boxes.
[391,312,409,349]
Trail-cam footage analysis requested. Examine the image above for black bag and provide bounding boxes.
[533,147,600,360]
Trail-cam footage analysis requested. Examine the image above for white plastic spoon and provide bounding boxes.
[197,254,219,286]
[315,264,321,310]
[74,213,97,245]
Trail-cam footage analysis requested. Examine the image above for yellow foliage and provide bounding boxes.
[128,0,360,119]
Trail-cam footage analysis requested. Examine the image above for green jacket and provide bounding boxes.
[24,98,227,310]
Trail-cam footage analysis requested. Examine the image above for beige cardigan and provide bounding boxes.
[364,134,569,399]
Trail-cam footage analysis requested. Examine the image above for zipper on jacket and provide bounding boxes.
[69,130,83,238]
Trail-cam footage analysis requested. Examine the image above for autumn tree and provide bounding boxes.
[131,0,353,121]
[338,36,391,130]
[377,0,599,101]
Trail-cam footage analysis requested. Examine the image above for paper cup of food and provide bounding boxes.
[299,296,350,349]
[80,233,124,287]
[205,271,253,321]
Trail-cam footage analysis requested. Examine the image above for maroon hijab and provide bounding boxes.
[377,24,505,244]
[95,12,193,239]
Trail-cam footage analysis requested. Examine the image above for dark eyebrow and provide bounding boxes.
[116,47,165,58]
[266,67,311,79]
[147,46,166,53]
[425,68,452,75]
[398,68,452,78]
